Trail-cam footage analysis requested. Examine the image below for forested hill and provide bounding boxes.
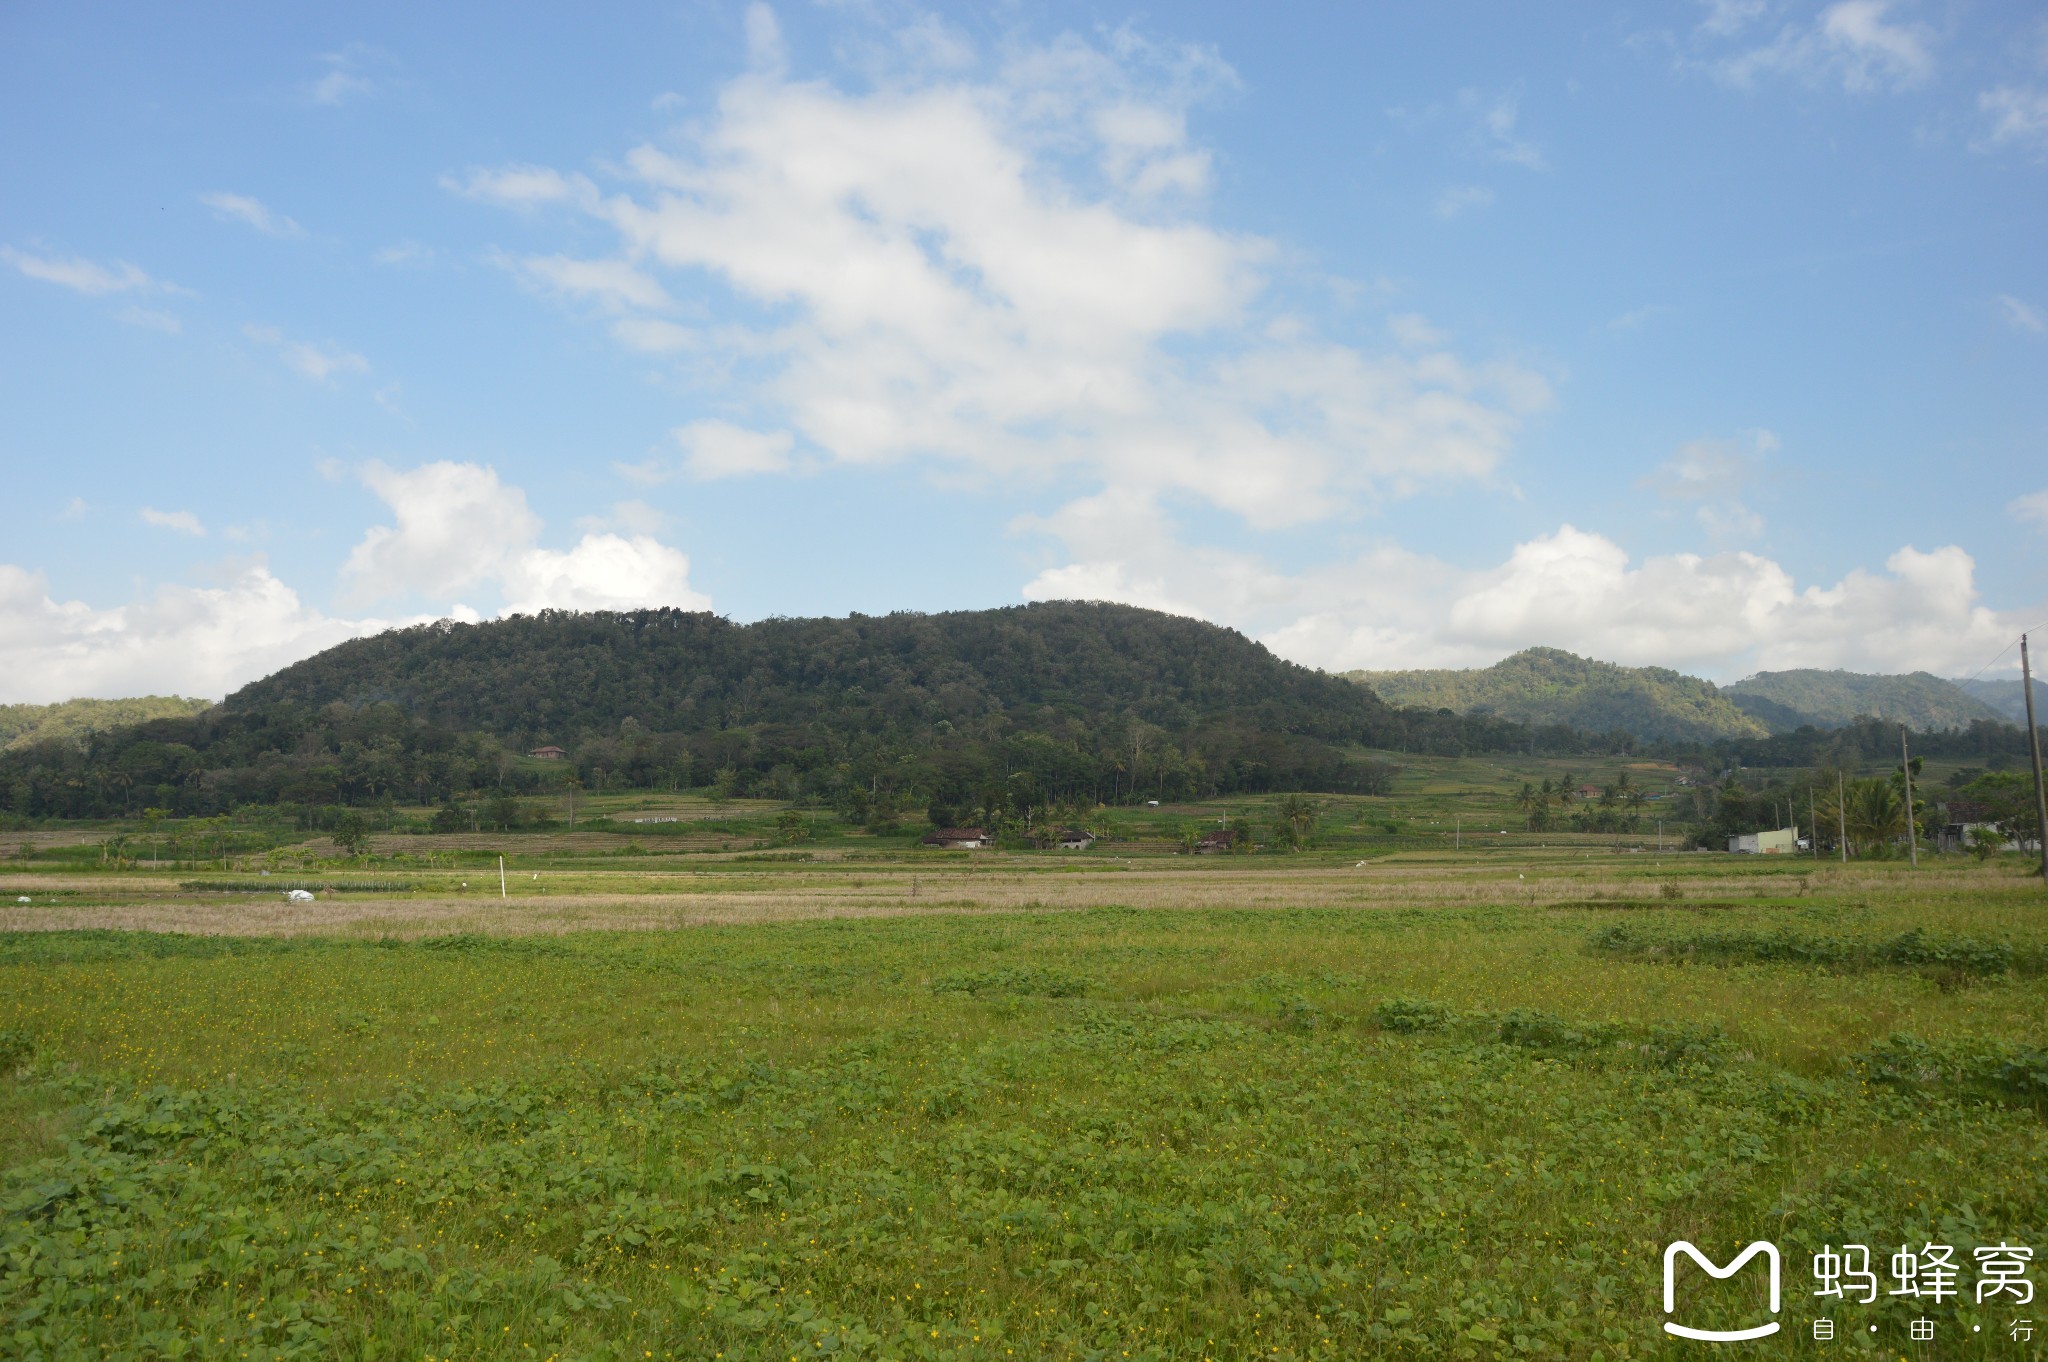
[2,603,1536,820]
[1345,647,1768,743]
[1722,669,2005,731]
[225,603,1391,745]
[0,696,213,751]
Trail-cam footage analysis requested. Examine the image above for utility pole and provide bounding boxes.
[2024,634,2048,887]
[1899,726,1917,867]
[1836,770,1848,864]
[1808,791,1818,860]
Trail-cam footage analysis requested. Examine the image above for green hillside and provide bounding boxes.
[1344,647,1768,742]
[1954,676,2048,726]
[1723,669,2005,731]
[0,695,213,751]
[2,603,1528,821]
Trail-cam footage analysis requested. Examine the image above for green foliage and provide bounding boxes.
[927,965,1090,998]
[1371,996,1453,1033]
[1725,667,2006,731]
[331,810,369,857]
[1,885,2045,1358]
[1589,923,2041,978]
[0,604,1531,822]
[0,695,213,753]
[1349,646,1769,742]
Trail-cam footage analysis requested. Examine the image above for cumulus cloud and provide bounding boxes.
[140,508,205,536]
[1715,0,1935,93]
[2013,489,2048,529]
[1026,507,2030,681]
[0,561,392,706]
[200,192,304,237]
[341,460,708,614]
[449,13,1549,533]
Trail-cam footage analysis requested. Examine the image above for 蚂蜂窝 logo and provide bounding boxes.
[1663,1241,1782,1341]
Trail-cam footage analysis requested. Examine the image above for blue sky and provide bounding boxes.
[3,1,2045,703]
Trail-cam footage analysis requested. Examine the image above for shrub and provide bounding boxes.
[1372,997,1454,1033]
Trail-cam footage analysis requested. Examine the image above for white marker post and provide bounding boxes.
[499,855,507,900]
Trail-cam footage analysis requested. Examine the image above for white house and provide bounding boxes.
[1728,827,1797,855]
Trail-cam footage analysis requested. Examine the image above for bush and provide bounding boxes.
[1373,997,1454,1033]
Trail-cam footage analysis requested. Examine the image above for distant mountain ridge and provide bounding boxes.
[1953,676,2048,726]
[1723,670,2006,732]
[0,696,213,751]
[1348,649,2031,739]
[1344,647,1768,743]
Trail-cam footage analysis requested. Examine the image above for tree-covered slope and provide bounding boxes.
[1,603,1536,820]
[225,602,1397,745]
[1344,647,1768,742]
[0,696,213,751]
[1723,669,2005,731]
[1953,676,2048,726]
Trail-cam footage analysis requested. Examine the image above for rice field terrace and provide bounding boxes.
[2,852,2045,1360]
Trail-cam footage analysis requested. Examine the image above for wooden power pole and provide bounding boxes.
[1837,770,1848,864]
[1899,726,1917,867]
[2025,634,2048,887]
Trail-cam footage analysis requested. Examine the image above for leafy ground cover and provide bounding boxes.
[1,860,2045,1359]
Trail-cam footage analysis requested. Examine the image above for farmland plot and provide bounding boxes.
[1,859,2043,1359]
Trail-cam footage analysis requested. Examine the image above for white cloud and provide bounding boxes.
[1461,89,1546,170]
[673,420,794,479]
[1638,430,1776,541]
[373,240,435,267]
[342,460,707,614]
[1998,294,2046,333]
[200,191,304,237]
[610,317,697,352]
[441,164,594,208]
[1717,0,1935,93]
[309,45,383,105]
[1979,86,2048,155]
[1697,0,1769,38]
[507,254,674,312]
[457,22,1548,533]
[0,561,391,705]
[243,323,369,381]
[118,306,182,334]
[2013,489,2048,529]
[1433,185,1495,220]
[502,534,707,615]
[576,500,670,535]
[2,246,170,296]
[342,461,542,604]
[1026,505,2028,681]
[140,508,206,536]
[1648,430,1777,496]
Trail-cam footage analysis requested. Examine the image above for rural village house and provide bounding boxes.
[922,827,994,850]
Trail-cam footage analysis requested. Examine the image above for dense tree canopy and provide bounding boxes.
[0,603,1531,820]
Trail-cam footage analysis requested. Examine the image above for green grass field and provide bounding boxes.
[2,851,2045,1360]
